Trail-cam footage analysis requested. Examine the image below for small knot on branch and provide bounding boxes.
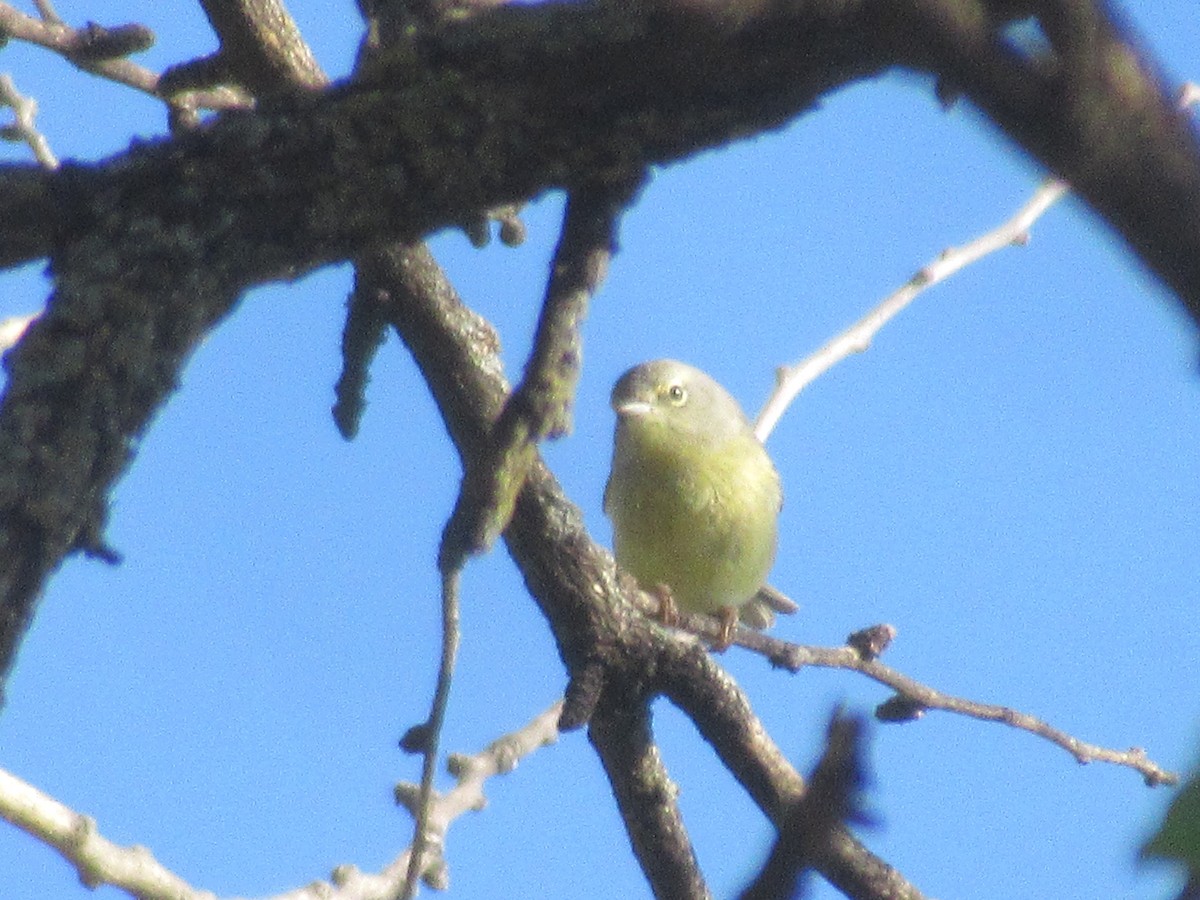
[559,660,607,731]
[846,623,896,660]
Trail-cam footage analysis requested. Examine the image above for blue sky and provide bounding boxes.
[1,3,1198,899]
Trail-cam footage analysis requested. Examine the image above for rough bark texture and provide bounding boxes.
[0,1,1197,897]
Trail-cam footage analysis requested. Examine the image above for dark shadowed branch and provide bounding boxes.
[0,2,1195,898]
[740,711,871,900]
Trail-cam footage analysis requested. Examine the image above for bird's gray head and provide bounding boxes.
[610,359,751,441]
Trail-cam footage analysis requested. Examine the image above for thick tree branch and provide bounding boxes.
[3,2,1197,691]
[590,692,710,899]
[160,0,326,95]
[0,2,896,274]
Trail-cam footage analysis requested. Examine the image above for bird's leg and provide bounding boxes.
[651,584,678,627]
[712,606,738,652]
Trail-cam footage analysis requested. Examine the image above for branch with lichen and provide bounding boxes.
[402,179,638,900]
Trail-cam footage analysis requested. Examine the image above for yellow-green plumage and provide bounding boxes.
[604,359,783,623]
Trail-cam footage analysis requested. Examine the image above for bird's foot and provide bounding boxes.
[651,584,678,627]
[712,606,738,652]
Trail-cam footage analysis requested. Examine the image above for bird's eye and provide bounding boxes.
[667,384,687,405]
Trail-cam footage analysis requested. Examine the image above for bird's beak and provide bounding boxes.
[613,399,653,418]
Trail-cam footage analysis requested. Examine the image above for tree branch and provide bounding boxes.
[0,73,59,170]
[740,711,870,900]
[755,177,1069,440]
[656,633,921,899]
[1,4,1194,896]
[0,2,250,121]
[590,691,711,899]
[0,1,872,692]
[404,179,638,897]
[2,3,1195,691]
[719,621,1179,787]
[891,0,1200,320]
[370,242,922,898]
[0,701,564,900]
[160,0,326,95]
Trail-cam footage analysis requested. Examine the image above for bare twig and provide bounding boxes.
[730,621,1178,787]
[31,0,61,24]
[0,3,250,115]
[0,767,215,899]
[754,178,1069,440]
[0,74,58,169]
[609,579,1176,786]
[0,701,563,900]
[399,567,464,899]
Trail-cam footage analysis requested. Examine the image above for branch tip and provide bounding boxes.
[560,661,607,731]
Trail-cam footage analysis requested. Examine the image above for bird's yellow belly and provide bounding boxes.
[609,462,777,615]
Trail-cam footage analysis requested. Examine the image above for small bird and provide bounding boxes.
[604,359,796,649]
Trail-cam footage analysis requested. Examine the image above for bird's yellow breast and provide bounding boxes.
[605,419,780,615]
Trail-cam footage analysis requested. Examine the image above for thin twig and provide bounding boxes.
[0,74,58,169]
[754,178,1068,440]
[32,0,60,24]
[0,3,250,115]
[0,702,563,900]
[0,767,216,899]
[612,580,1176,786]
[729,622,1179,787]
[400,567,464,899]
[755,80,1200,442]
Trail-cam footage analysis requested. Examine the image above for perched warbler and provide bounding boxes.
[604,359,795,649]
